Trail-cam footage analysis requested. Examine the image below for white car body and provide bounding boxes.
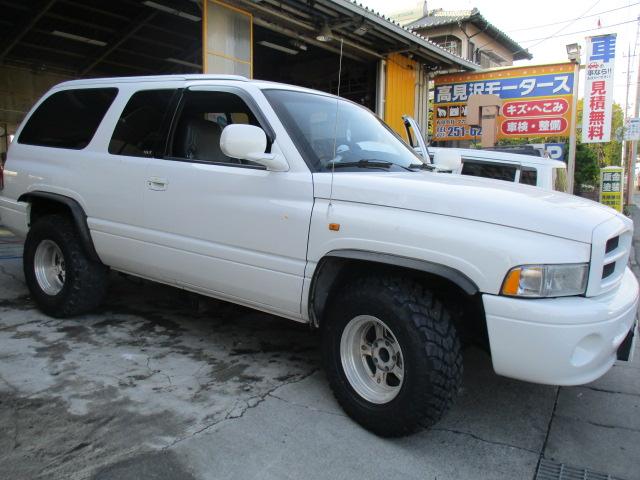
[403,115,569,191]
[0,75,637,388]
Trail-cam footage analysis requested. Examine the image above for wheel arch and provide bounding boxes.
[308,249,480,328]
[18,191,101,263]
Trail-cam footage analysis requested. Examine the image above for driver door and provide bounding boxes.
[140,86,314,318]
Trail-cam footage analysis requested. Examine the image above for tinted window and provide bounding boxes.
[109,89,177,157]
[461,160,517,182]
[169,91,262,165]
[19,88,117,149]
[520,167,538,186]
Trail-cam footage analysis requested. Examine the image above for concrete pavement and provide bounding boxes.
[0,217,638,479]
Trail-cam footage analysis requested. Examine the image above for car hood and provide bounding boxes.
[312,171,622,243]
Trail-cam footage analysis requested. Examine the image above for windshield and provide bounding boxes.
[263,89,424,172]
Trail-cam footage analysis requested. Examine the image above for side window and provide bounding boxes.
[461,159,517,182]
[19,88,117,149]
[519,167,538,186]
[169,91,263,165]
[109,89,177,157]
[553,167,568,192]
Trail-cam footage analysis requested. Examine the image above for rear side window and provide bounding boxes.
[19,88,117,149]
[109,89,177,157]
[461,160,517,182]
[519,167,538,186]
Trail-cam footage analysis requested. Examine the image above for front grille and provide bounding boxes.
[602,262,615,279]
[605,235,619,253]
[587,220,632,297]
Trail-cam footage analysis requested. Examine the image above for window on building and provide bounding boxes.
[519,167,538,186]
[168,90,264,166]
[204,0,252,77]
[19,88,118,149]
[109,89,177,158]
[430,35,462,56]
[468,41,476,62]
[461,159,518,182]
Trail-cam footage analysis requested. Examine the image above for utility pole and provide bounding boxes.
[625,17,640,205]
[626,45,640,204]
[567,52,581,194]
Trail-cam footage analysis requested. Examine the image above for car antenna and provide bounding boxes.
[329,38,344,208]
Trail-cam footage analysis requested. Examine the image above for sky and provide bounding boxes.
[360,0,640,116]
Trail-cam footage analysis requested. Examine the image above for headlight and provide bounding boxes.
[501,264,589,298]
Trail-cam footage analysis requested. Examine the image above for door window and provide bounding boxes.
[168,90,265,166]
[461,159,517,182]
[109,89,177,157]
[19,88,118,149]
[519,167,538,186]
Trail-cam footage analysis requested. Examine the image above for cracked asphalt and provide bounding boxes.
[1,208,639,480]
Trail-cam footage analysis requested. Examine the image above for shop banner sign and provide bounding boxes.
[600,166,623,212]
[624,117,640,141]
[433,63,575,142]
[582,33,617,143]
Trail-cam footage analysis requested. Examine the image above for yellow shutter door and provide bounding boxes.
[384,53,417,141]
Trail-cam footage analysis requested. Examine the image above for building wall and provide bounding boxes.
[414,23,515,66]
[384,53,417,140]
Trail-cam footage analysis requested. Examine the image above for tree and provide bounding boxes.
[574,142,599,192]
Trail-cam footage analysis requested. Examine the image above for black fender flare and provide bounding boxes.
[308,249,479,326]
[18,191,101,263]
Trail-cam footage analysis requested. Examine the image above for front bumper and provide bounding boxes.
[483,267,639,386]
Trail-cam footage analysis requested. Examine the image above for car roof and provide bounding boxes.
[429,146,566,168]
[53,74,334,96]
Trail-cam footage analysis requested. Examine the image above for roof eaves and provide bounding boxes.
[328,0,481,70]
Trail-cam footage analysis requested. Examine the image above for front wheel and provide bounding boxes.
[322,275,463,437]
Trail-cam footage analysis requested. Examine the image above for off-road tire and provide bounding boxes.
[23,214,109,317]
[322,275,463,437]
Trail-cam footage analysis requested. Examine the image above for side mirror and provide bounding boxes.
[220,124,288,171]
[433,149,462,172]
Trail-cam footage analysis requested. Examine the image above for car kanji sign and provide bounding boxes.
[582,34,617,143]
[432,63,575,142]
[600,166,623,212]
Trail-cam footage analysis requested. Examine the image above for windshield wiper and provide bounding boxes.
[409,163,436,171]
[326,159,394,169]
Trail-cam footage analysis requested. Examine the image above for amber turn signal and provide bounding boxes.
[501,268,521,296]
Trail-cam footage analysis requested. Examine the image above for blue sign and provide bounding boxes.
[589,34,616,63]
[434,73,574,103]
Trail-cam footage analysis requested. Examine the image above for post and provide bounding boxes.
[567,60,580,194]
[626,45,640,205]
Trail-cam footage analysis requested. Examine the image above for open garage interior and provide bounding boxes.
[253,25,378,110]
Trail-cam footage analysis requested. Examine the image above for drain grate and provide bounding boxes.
[536,458,627,480]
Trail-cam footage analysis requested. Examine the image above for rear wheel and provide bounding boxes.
[322,275,463,437]
[24,214,109,317]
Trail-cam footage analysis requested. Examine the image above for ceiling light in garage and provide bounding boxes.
[258,41,299,55]
[143,1,201,21]
[316,24,334,42]
[51,31,107,46]
[166,58,202,69]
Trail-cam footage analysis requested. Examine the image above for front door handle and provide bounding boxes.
[147,177,168,191]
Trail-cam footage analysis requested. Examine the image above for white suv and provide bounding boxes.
[0,75,637,437]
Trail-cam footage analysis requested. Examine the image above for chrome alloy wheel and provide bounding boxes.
[340,315,405,404]
[33,239,66,295]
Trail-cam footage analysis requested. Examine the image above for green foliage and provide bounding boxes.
[574,142,599,191]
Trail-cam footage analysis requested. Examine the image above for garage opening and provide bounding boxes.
[253,26,377,111]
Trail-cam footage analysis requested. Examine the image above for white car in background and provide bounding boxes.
[403,115,569,192]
